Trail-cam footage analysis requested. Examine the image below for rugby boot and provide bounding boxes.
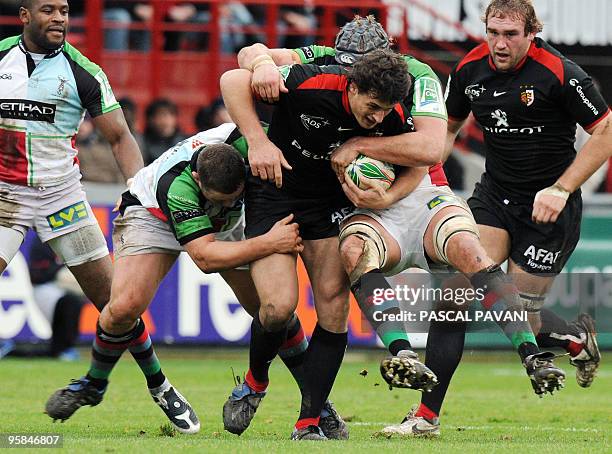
[377,406,440,438]
[291,425,327,441]
[45,377,105,422]
[523,351,565,396]
[223,381,266,435]
[380,349,438,392]
[570,313,601,387]
[319,400,349,439]
[150,382,200,434]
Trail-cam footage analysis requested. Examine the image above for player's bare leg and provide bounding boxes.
[290,237,350,440]
[67,255,113,311]
[46,253,200,433]
[339,215,438,392]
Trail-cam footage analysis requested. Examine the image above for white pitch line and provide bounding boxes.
[350,422,600,432]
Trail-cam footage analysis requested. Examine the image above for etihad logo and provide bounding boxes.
[0,99,56,122]
[569,78,599,116]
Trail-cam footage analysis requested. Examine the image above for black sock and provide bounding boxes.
[421,318,466,416]
[536,308,583,351]
[518,341,540,361]
[247,314,288,386]
[351,269,412,354]
[297,324,347,424]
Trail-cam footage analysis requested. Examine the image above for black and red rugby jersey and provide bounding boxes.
[268,63,414,198]
[446,37,610,199]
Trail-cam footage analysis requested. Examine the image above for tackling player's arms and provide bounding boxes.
[183,214,303,274]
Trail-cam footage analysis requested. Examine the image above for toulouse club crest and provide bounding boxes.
[520,87,535,106]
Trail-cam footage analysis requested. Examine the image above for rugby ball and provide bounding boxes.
[345,154,395,191]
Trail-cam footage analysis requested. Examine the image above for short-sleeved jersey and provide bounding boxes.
[445,38,610,199]
[270,63,414,198]
[0,36,120,187]
[294,45,448,121]
[124,123,249,245]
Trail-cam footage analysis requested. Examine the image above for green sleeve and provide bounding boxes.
[405,57,448,120]
[165,173,213,245]
[293,45,335,64]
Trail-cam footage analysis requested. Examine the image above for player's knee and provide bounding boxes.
[106,294,143,328]
[259,303,294,332]
[433,211,481,267]
[339,235,365,274]
[339,222,387,285]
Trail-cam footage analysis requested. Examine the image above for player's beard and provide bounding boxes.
[30,28,66,52]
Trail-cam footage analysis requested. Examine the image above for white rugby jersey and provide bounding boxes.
[0,36,120,186]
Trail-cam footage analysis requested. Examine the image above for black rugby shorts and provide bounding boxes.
[468,182,582,275]
[245,175,353,240]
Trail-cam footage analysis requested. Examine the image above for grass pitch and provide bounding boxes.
[1,348,610,453]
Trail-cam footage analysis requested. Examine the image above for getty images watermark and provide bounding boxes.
[370,281,528,323]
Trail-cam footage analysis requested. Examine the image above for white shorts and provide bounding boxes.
[0,178,107,265]
[344,182,471,275]
[113,205,247,268]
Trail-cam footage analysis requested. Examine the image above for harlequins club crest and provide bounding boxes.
[520,86,534,106]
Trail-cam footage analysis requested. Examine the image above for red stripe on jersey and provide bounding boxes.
[584,108,610,131]
[297,74,351,113]
[72,134,79,166]
[527,43,564,84]
[394,104,405,123]
[0,128,28,185]
[456,43,490,72]
[297,73,347,92]
[428,162,448,186]
[147,207,168,222]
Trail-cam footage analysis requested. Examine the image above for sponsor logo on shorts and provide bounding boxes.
[331,206,353,224]
[172,208,206,224]
[427,195,455,210]
[47,201,88,231]
[0,99,56,122]
[523,245,560,271]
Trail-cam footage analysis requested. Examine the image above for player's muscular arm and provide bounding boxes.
[331,116,446,176]
[533,114,612,224]
[237,44,300,102]
[341,166,428,209]
[94,108,144,181]
[443,117,466,162]
[184,214,303,273]
[220,69,292,187]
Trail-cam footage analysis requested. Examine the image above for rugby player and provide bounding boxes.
[220,49,414,440]
[382,0,610,437]
[45,124,303,433]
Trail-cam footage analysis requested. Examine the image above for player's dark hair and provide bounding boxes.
[482,0,543,35]
[347,49,410,105]
[196,144,246,194]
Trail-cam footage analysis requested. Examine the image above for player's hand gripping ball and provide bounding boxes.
[344,154,395,191]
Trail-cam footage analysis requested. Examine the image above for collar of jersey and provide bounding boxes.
[487,40,535,74]
[19,35,64,59]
